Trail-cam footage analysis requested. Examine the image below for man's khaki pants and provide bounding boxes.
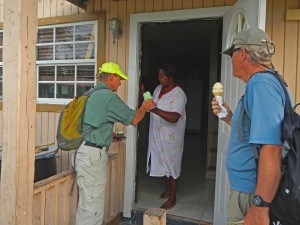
[227,189,253,225]
[73,143,108,225]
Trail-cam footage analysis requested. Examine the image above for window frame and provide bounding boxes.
[36,21,98,104]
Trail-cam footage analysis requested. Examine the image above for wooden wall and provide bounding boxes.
[0,0,298,165]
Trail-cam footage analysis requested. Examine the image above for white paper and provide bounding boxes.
[215,96,228,118]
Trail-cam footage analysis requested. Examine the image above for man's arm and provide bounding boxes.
[130,99,156,126]
[244,144,282,225]
[150,108,180,123]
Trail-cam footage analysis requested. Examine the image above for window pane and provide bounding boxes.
[0,48,2,62]
[57,66,75,81]
[37,45,53,60]
[75,43,95,59]
[57,84,74,98]
[77,65,95,81]
[39,83,55,98]
[55,44,73,60]
[39,66,55,81]
[75,24,95,41]
[38,28,53,43]
[56,26,73,42]
[77,83,94,96]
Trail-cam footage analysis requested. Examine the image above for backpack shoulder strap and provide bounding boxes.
[238,95,259,159]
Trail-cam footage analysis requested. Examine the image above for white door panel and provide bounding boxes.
[213,0,266,224]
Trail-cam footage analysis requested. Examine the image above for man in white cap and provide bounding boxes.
[73,62,156,225]
[212,28,293,225]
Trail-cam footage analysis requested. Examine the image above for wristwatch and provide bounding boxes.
[252,195,271,207]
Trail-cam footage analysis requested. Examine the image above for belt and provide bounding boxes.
[84,141,109,152]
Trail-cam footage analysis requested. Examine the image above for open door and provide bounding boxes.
[213,0,266,224]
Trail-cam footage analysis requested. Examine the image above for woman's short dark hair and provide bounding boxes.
[157,63,177,81]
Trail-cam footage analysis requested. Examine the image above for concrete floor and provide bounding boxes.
[134,130,215,224]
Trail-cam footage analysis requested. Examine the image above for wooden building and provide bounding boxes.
[0,0,299,224]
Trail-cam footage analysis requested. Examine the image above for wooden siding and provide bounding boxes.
[0,0,299,224]
[32,150,123,225]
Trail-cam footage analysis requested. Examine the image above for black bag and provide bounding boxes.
[267,72,300,225]
[240,71,300,225]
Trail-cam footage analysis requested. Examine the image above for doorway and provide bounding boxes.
[134,19,223,223]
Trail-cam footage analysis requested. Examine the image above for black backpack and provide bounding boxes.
[240,71,300,225]
[266,72,300,225]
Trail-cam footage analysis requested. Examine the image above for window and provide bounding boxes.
[37,21,97,104]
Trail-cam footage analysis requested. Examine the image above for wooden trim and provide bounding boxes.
[97,12,106,72]
[286,9,300,21]
[36,104,65,112]
[38,11,105,26]
[0,103,64,112]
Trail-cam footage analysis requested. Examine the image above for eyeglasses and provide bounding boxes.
[230,48,241,57]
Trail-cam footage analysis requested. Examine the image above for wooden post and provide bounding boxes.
[144,208,167,225]
[0,0,37,224]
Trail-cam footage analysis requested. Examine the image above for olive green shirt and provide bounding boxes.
[82,82,136,147]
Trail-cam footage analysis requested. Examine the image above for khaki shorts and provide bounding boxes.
[227,189,253,225]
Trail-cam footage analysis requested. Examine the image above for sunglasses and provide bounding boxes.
[230,48,241,57]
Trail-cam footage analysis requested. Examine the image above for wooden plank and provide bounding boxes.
[0,0,38,211]
[41,112,49,145]
[192,0,203,8]
[57,181,69,225]
[64,0,73,15]
[153,0,163,11]
[182,0,193,9]
[224,0,236,6]
[213,0,225,7]
[163,0,172,10]
[94,0,102,12]
[68,177,78,225]
[0,111,2,145]
[47,112,56,144]
[286,9,300,20]
[38,11,105,26]
[145,0,154,12]
[36,112,42,146]
[1,1,38,218]
[33,193,43,225]
[271,0,285,74]
[297,14,300,111]
[203,0,213,7]
[50,0,57,17]
[172,0,182,10]
[108,0,118,61]
[283,0,298,100]
[38,0,44,18]
[135,0,144,13]
[56,0,65,16]
[43,0,51,18]
[45,187,57,225]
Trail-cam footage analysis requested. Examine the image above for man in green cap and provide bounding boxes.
[73,62,156,225]
[211,28,293,225]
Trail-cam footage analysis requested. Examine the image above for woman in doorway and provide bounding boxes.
[147,63,187,209]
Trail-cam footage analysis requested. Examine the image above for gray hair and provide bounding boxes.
[97,72,111,81]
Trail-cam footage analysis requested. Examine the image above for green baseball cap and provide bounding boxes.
[221,28,274,56]
[98,62,128,80]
